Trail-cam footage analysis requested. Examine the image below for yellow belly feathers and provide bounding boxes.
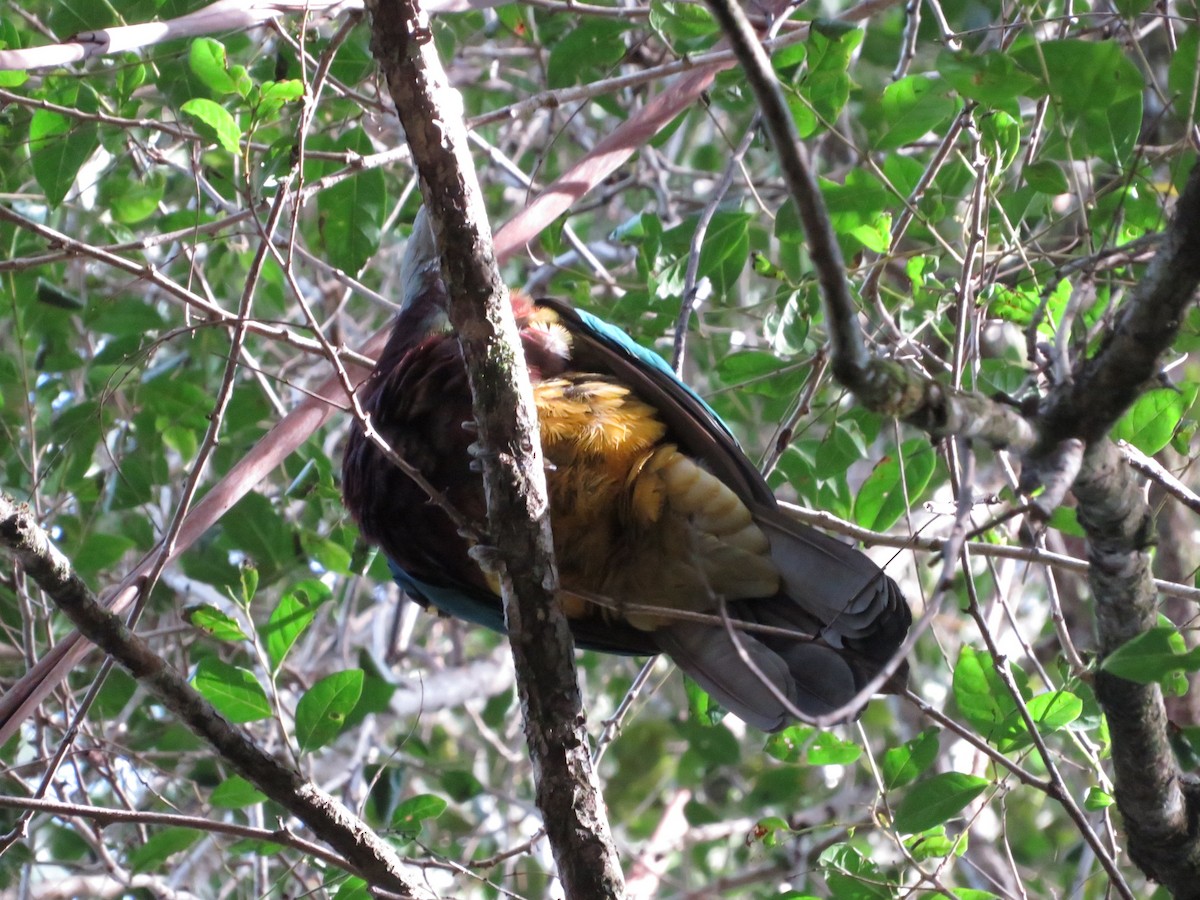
[533,376,780,630]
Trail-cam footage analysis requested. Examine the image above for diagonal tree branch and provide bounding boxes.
[0,492,429,899]
[702,0,1038,454]
[1037,166,1200,449]
[1043,166,1200,894]
[701,0,1200,890]
[365,2,625,898]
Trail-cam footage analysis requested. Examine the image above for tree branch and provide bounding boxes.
[0,492,429,899]
[1037,165,1200,449]
[1047,166,1200,892]
[365,2,625,897]
[702,0,1200,890]
[1073,441,1200,894]
[702,0,1037,453]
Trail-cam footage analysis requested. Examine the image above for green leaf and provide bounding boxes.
[853,439,936,531]
[1168,31,1200,121]
[979,110,1021,171]
[1112,387,1193,455]
[210,775,267,809]
[696,211,750,294]
[128,827,201,873]
[183,604,249,642]
[239,562,259,607]
[188,38,240,95]
[994,690,1084,752]
[115,54,145,104]
[989,279,1070,334]
[894,772,989,834]
[681,720,741,766]
[814,424,868,479]
[817,170,892,255]
[753,815,791,848]
[317,129,386,274]
[191,658,271,724]
[806,731,861,766]
[819,843,892,899]
[261,580,331,671]
[795,22,863,137]
[937,50,1039,107]
[1026,690,1083,732]
[547,20,629,89]
[882,728,940,789]
[391,793,448,839]
[221,491,295,580]
[1085,786,1115,811]
[1102,625,1200,684]
[29,109,99,207]
[97,172,165,224]
[296,669,363,752]
[716,350,788,385]
[333,878,372,900]
[88,297,165,336]
[1021,39,1143,118]
[441,769,484,802]
[684,676,726,726]
[73,531,135,577]
[1024,161,1069,195]
[649,0,718,43]
[765,288,812,354]
[181,98,242,153]
[763,724,814,763]
[904,824,963,862]
[952,646,1021,741]
[874,76,957,151]
[1046,503,1086,538]
[255,79,305,116]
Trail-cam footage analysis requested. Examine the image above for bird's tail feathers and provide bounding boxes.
[655,620,858,731]
[754,505,909,655]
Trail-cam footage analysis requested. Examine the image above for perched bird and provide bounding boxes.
[342,211,911,731]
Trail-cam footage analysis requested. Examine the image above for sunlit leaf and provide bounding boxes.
[184,604,249,642]
[181,98,242,153]
[1113,387,1194,455]
[296,669,364,752]
[883,728,940,789]
[894,772,989,834]
[391,793,448,840]
[191,658,271,724]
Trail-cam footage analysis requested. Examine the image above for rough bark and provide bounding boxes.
[365,3,626,898]
[702,0,1200,889]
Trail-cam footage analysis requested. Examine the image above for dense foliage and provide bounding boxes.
[0,0,1198,897]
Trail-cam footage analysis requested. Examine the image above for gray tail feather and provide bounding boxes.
[754,505,910,655]
[654,508,912,730]
[655,622,858,731]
